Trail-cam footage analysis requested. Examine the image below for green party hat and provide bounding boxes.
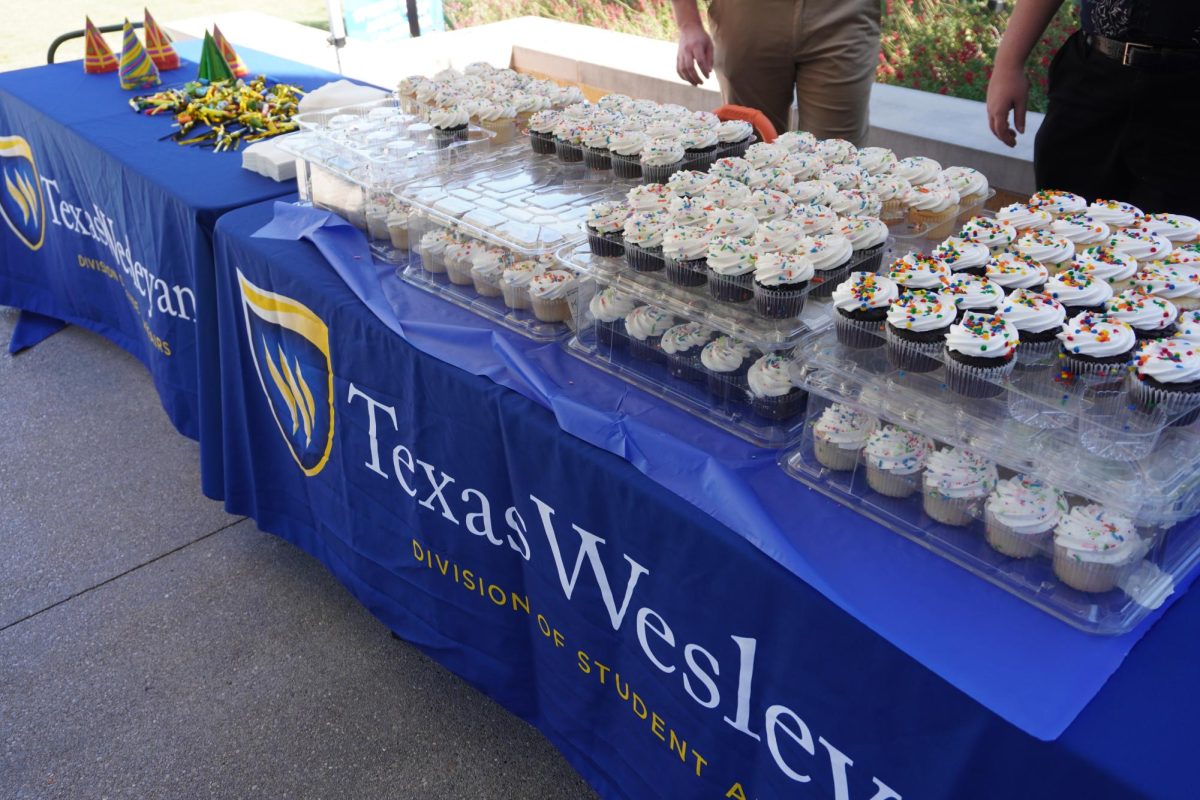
[197,31,235,82]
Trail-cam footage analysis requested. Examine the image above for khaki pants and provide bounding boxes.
[709,0,881,144]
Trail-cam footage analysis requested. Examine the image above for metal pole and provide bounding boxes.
[325,0,347,74]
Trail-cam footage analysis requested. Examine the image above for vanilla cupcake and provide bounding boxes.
[922,447,997,526]
[1051,213,1111,254]
[941,166,989,209]
[1053,505,1142,593]
[812,403,875,471]
[932,237,991,277]
[985,476,1066,558]
[1106,229,1174,264]
[904,183,960,239]
[469,248,510,296]
[500,259,544,310]
[1140,213,1200,245]
[995,202,1053,234]
[961,216,1018,253]
[863,425,931,497]
[528,269,577,322]
[1133,263,1200,310]
[854,146,898,177]
[1086,199,1144,230]
[417,228,455,273]
[865,174,912,222]
[1073,246,1139,292]
[831,189,882,219]
[895,156,942,186]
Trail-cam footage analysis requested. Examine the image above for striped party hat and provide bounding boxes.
[83,17,118,74]
[118,18,161,90]
[143,9,180,71]
[212,25,248,78]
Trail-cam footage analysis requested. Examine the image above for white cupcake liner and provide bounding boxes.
[1053,547,1140,593]
[812,436,862,472]
[866,465,920,498]
[984,511,1051,559]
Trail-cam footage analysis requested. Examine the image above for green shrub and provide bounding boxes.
[442,0,1079,112]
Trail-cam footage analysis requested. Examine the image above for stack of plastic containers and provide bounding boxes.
[778,284,1200,634]
[281,97,503,265]
[399,153,628,340]
[559,241,886,447]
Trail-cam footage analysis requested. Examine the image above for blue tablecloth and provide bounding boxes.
[0,38,341,439]
[209,199,1194,799]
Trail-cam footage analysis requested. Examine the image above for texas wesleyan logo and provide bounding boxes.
[237,270,334,476]
[0,136,45,251]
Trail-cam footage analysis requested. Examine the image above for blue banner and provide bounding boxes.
[210,200,1196,800]
[0,42,340,438]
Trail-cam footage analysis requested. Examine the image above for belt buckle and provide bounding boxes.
[1122,41,1152,66]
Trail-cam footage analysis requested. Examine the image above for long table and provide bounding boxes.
[0,39,340,443]
[208,199,1195,800]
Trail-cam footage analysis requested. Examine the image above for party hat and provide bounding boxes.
[118,19,161,90]
[83,17,118,74]
[211,25,248,78]
[143,9,180,71]
[197,31,235,83]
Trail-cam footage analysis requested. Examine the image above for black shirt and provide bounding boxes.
[1081,0,1200,47]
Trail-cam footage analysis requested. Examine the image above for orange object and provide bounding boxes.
[143,9,180,71]
[713,104,777,144]
[212,25,248,78]
[84,17,118,74]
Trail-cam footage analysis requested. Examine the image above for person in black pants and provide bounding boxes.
[987,1,1200,218]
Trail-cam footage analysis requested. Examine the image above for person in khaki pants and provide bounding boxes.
[672,0,881,143]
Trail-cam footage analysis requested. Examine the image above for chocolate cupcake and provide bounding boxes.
[706,236,757,303]
[715,119,755,158]
[985,251,1050,294]
[886,252,952,293]
[609,130,648,180]
[885,289,956,373]
[662,225,714,288]
[1130,337,1200,426]
[1055,312,1138,383]
[836,215,889,274]
[998,288,1067,364]
[700,336,756,410]
[585,200,630,258]
[527,110,560,154]
[640,137,686,184]
[747,353,806,421]
[1104,290,1178,340]
[943,311,1019,398]
[623,305,676,363]
[753,251,816,320]
[831,272,899,349]
[666,169,715,199]
[800,233,855,300]
[1046,271,1118,316]
[588,288,638,350]
[961,216,1018,253]
[622,211,670,273]
[944,274,1004,321]
[661,322,715,383]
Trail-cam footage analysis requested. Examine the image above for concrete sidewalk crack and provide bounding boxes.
[0,516,248,634]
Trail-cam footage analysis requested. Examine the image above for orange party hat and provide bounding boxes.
[143,9,180,71]
[211,25,248,78]
[84,17,118,74]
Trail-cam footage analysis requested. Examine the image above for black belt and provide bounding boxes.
[1086,32,1200,69]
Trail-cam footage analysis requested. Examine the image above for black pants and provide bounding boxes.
[1035,32,1200,218]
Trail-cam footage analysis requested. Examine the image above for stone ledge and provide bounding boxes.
[163,13,1038,193]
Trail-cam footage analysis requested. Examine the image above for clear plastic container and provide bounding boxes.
[564,275,812,447]
[780,394,1197,634]
[885,188,998,256]
[560,240,887,349]
[791,321,1200,524]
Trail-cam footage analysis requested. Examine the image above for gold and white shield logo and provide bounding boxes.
[0,136,45,252]
[237,269,334,476]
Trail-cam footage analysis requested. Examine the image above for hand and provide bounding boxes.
[986,64,1029,148]
[676,23,713,86]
